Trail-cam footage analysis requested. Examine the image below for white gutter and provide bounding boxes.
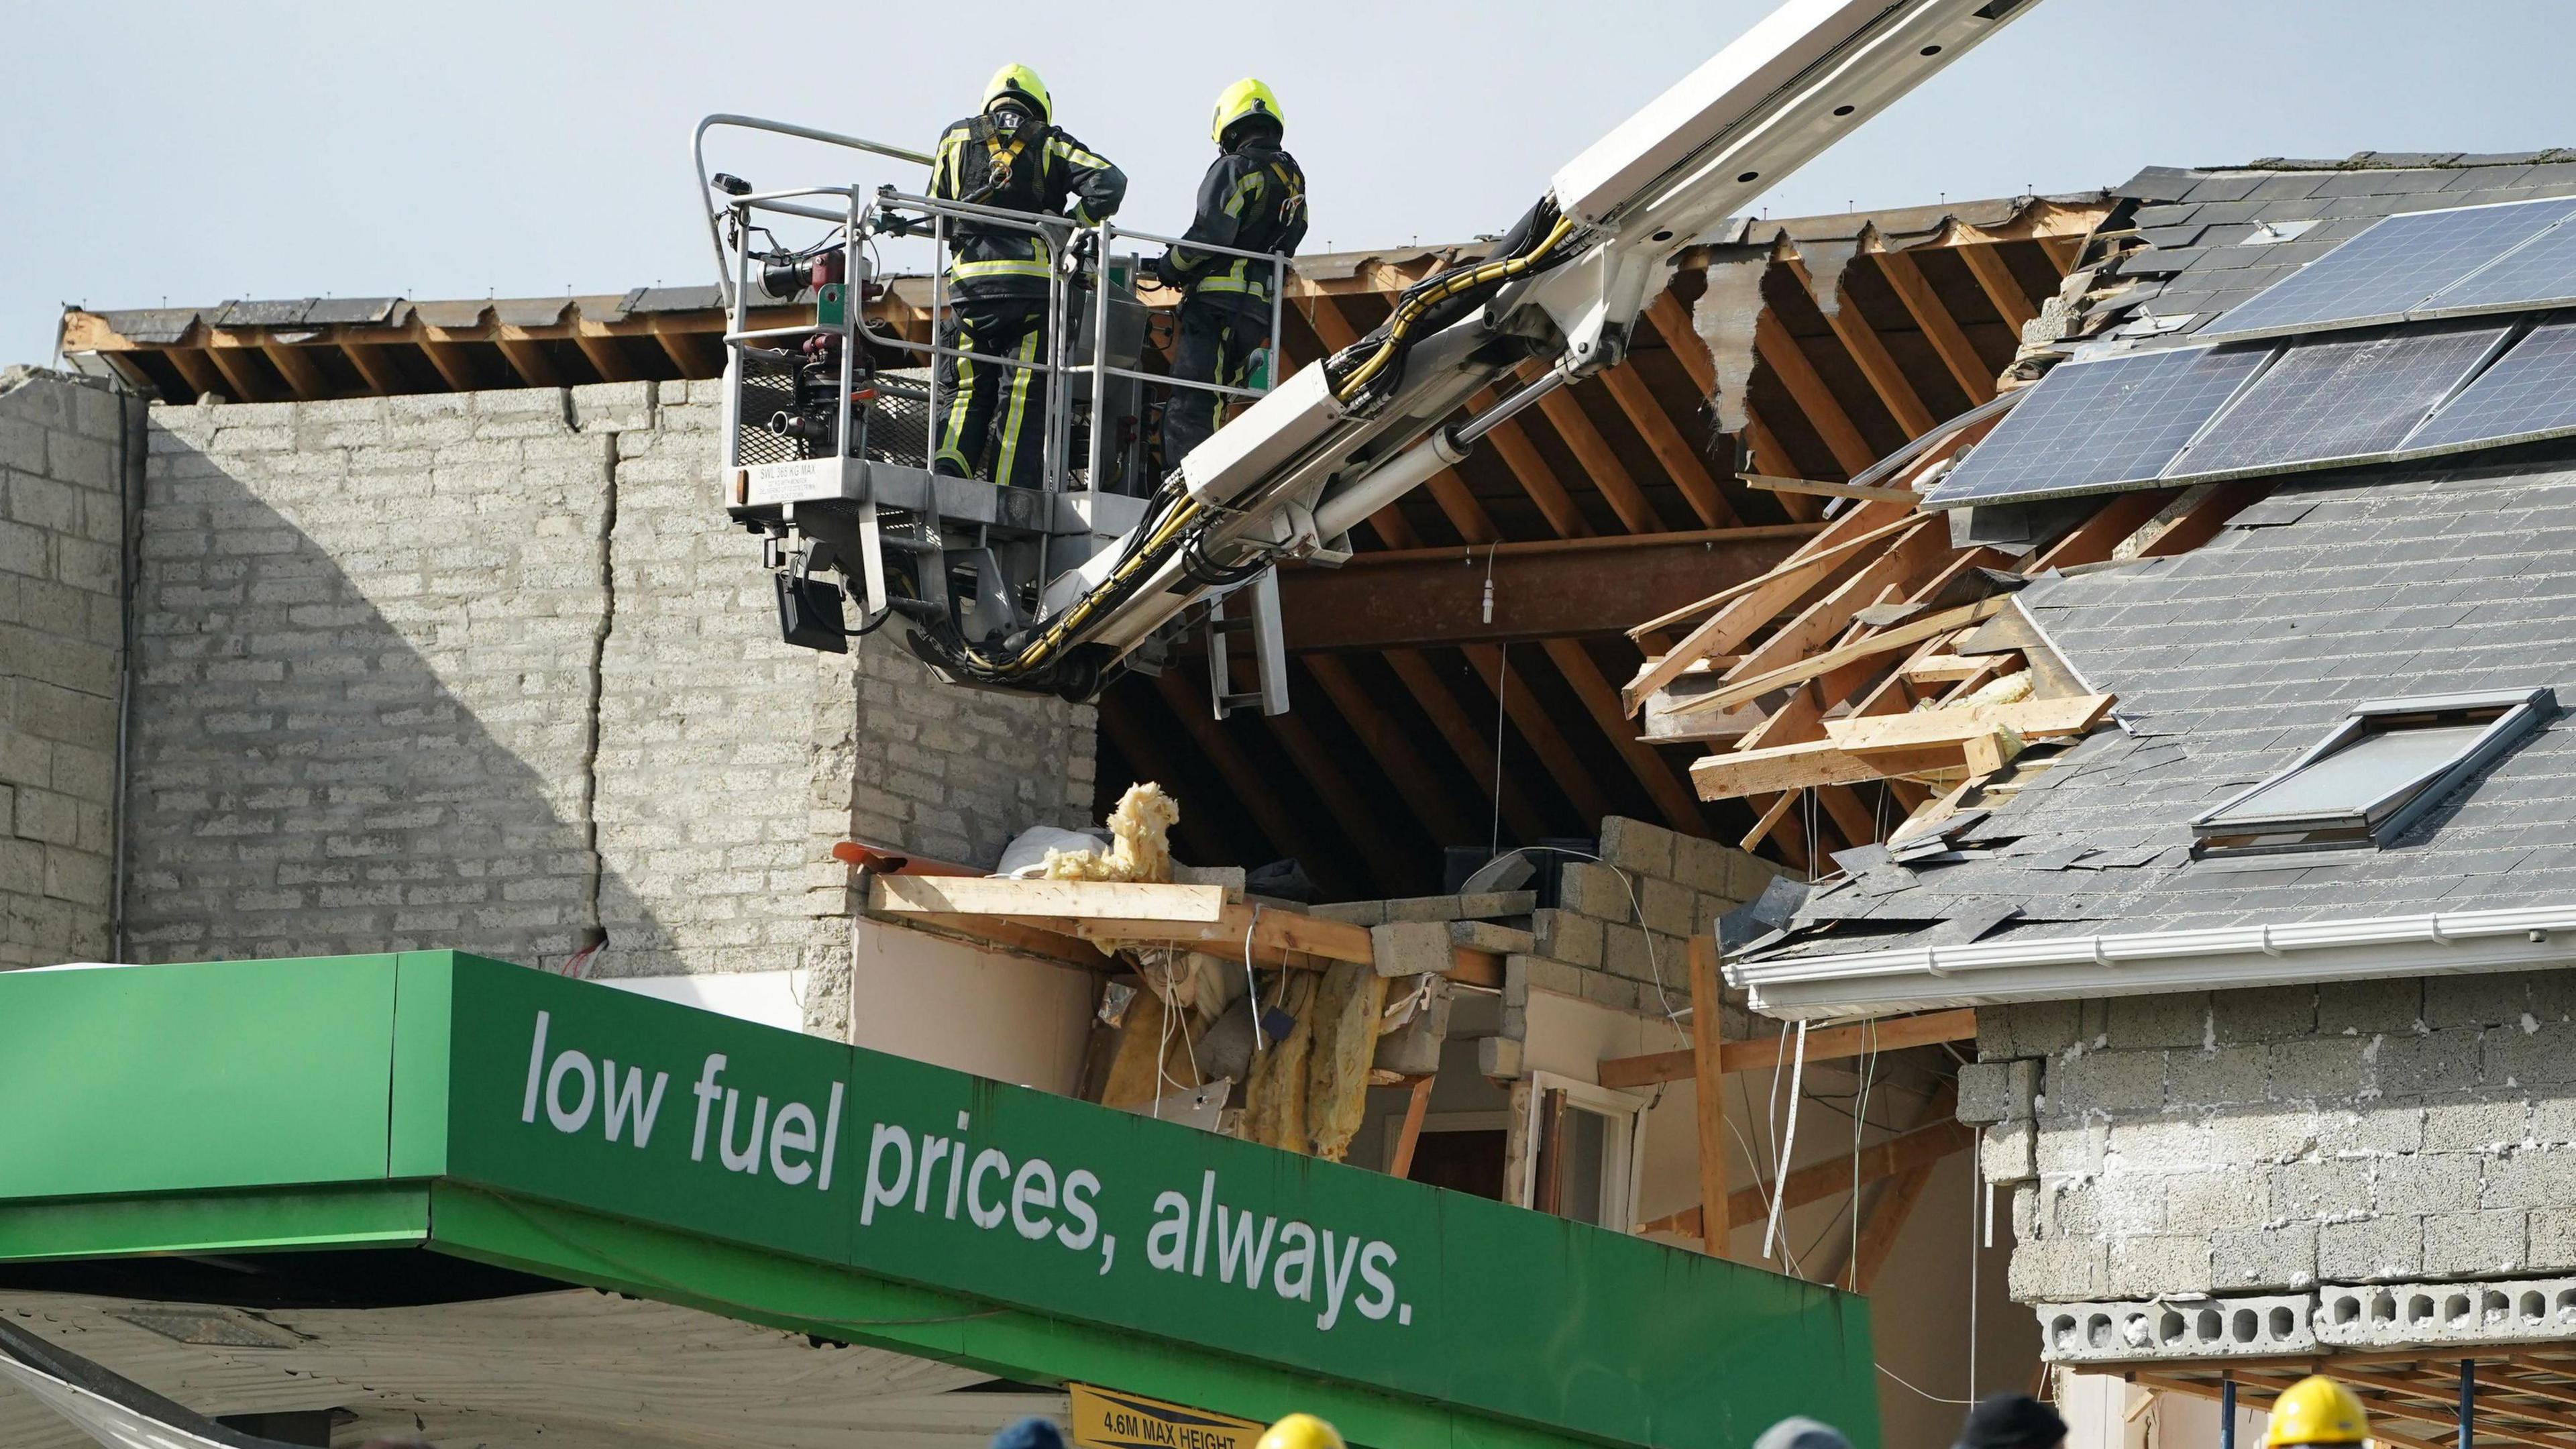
[1727,903,2576,1020]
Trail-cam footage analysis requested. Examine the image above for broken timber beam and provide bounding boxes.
[1668,594,2011,720]
[1690,692,2110,801]
[1742,474,1919,504]
[1601,1007,1978,1089]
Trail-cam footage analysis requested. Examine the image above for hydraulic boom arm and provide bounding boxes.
[970,0,2043,695]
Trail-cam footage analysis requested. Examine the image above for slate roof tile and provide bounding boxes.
[1780,449,2576,958]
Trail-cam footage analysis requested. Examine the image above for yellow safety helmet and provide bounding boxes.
[1210,77,1285,145]
[2263,1377,2368,1447]
[1254,1414,1344,1449]
[984,63,1052,124]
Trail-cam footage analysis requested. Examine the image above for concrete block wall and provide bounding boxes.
[1973,973,2576,1306]
[0,369,133,965]
[120,380,1095,1025]
[1519,815,1778,1018]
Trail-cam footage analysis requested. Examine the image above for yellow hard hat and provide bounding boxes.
[984,63,1052,124]
[2264,1377,2368,1447]
[1254,1414,1344,1449]
[1210,77,1285,144]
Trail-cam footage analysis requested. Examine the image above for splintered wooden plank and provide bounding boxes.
[1824,694,2114,755]
[1668,594,2012,720]
[870,875,1230,923]
[1690,739,1968,801]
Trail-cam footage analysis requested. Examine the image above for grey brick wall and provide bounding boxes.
[1974,974,2576,1303]
[125,380,1095,1022]
[0,369,133,966]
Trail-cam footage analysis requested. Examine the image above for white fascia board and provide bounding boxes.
[1728,904,2576,1020]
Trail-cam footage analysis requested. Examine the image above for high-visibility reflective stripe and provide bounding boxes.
[1048,138,1110,169]
[991,324,1044,484]
[941,343,979,468]
[951,258,1053,280]
[1222,172,1263,219]
[1199,268,1267,297]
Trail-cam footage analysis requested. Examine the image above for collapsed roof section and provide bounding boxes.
[1601,152,2576,1016]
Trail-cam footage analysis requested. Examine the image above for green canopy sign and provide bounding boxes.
[0,953,1879,1449]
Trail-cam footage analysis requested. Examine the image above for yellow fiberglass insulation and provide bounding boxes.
[1303,961,1389,1162]
[1042,782,1179,883]
[1240,972,1317,1151]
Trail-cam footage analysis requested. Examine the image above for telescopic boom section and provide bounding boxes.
[1044,0,2042,678]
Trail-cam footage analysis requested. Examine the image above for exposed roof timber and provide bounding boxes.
[1277,525,1816,652]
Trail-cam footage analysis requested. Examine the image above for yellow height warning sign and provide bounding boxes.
[1069,1384,1265,1449]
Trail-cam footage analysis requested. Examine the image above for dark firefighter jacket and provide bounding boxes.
[929,113,1126,301]
[1161,138,1308,314]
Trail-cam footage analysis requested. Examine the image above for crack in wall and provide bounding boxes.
[574,405,619,967]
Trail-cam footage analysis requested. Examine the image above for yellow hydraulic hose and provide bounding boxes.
[1333,215,1576,399]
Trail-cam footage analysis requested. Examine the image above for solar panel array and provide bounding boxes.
[1920,345,2273,508]
[2200,199,2576,341]
[2167,323,2512,480]
[2401,317,2576,455]
[2418,217,2576,318]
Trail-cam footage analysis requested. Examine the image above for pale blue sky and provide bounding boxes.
[7,1,2573,364]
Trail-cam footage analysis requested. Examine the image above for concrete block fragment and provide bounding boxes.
[1597,815,1673,880]
[2035,1119,2107,1177]
[1448,918,1535,955]
[2316,977,2425,1036]
[2482,1146,2575,1210]
[2423,1094,2529,1150]
[2427,972,2534,1030]
[1374,976,1452,1077]
[2317,1216,2423,1283]
[1309,901,1385,926]
[1580,968,1645,1013]
[2314,1275,2576,1348]
[1672,833,1728,895]
[2422,1210,2529,1276]
[2211,1223,2318,1291]
[2530,1212,2576,1273]
[2209,983,2318,1046]
[2163,1168,2267,1232]
[2004,999,2085,1057]
[1515,953,1583,1000]
[1981,1121,2037,1183]
[2376,1031,2481,1097]
[1555,861,1633,922]
[1479,1036,1523,1078]
[2373,1152,2481,1216]
[1957,1059,2040,1124]
[1531,909,1603,967]
[2047,1049,2165,1115]
[1369,920,1452,978]
[2007,1236,2108,1303]
[2271,1158,2372,1223]
[2108,1234,2215,1297]
[2107,992,2210,1051]
[2267,1034,2373,1103]
[1640,877,1693,937]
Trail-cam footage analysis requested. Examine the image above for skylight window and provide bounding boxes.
[2190,688,2555,855]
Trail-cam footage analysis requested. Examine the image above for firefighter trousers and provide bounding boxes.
[933,297,1049,488]
[1163,295,1267,467]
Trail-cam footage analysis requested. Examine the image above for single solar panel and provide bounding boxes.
[2167,322,2512,480]
[2198,199,2576,341]
[1923,345,2271,508]
[2399,317,2576,455]
[2415,213,2576,318]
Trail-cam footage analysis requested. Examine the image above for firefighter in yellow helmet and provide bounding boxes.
[1256,1413,1345,1449]
[2265,1376,2369,1447]
[1152,78,1309,468]
[928,64,1128,488]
